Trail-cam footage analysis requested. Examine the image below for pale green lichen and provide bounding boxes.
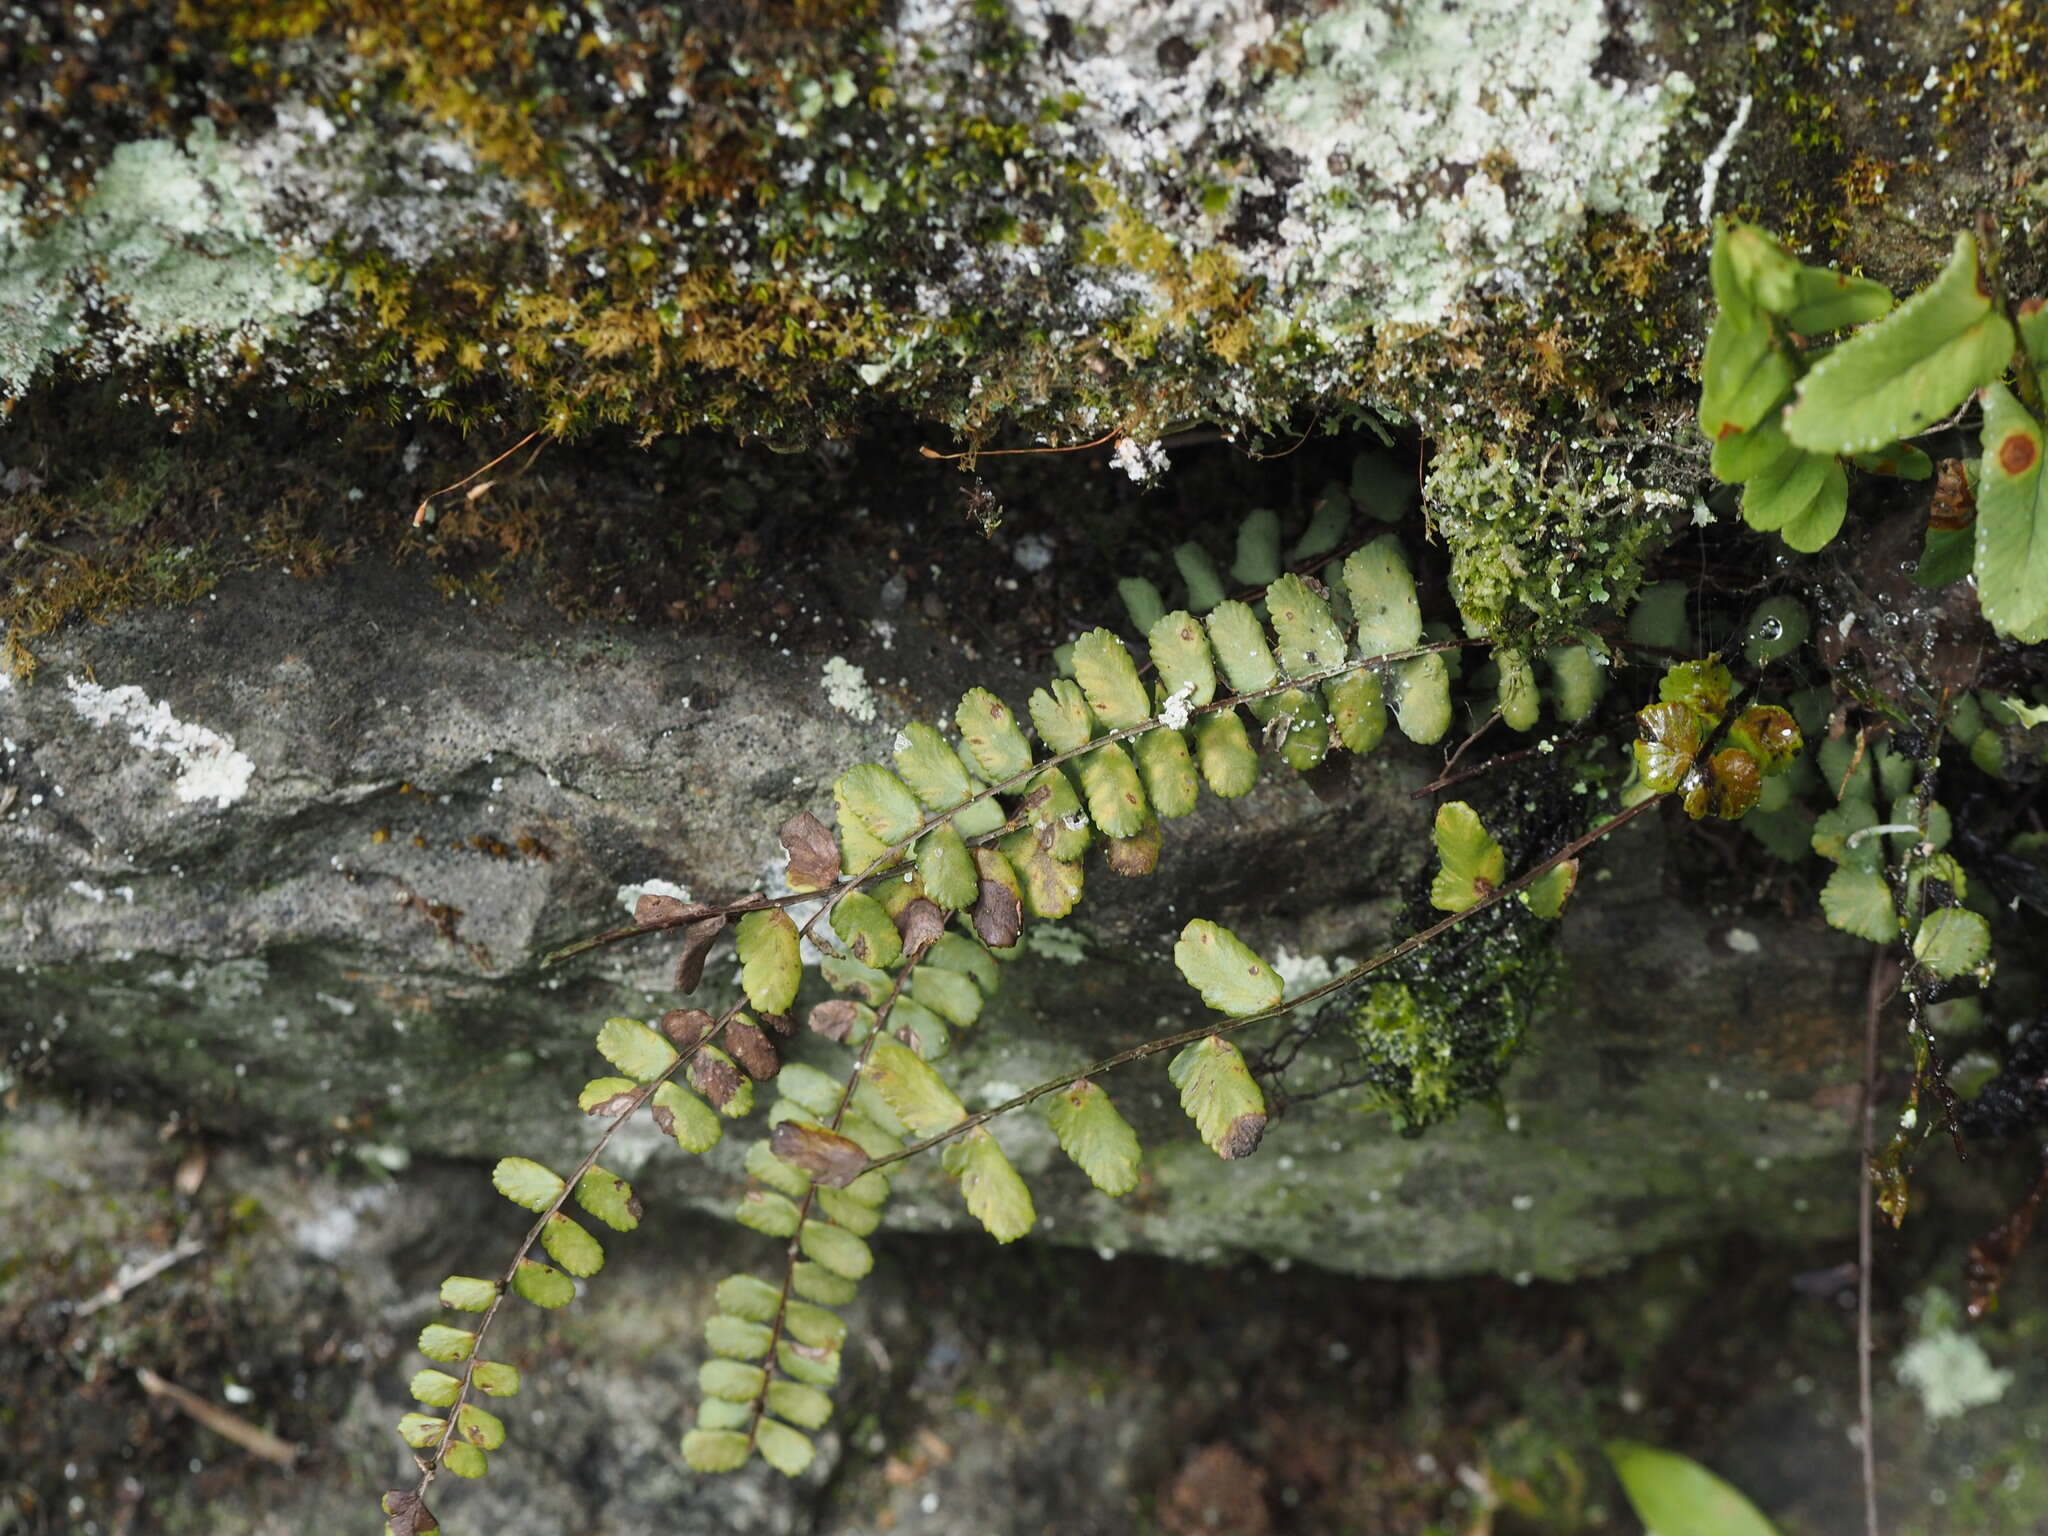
[1261,0,1693,327]
[0,122,322,398]
[1896,1288,2015,1422]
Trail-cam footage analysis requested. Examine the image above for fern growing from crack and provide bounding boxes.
[384,485,1803,1533]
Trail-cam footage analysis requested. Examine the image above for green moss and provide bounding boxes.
[1424,432,1675,644]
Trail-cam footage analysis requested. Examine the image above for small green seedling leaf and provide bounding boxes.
[442,1443,486,1480]
[1429,802,1506,913]
[492,1157,565,1214]
[943,1125,1037,1242]
[1784,230,2016,455]
[596,1017,680,1083]
[1168,1035,1269,1159]
[1173,919,1284,1017]
[1605,1440,1784,1536]
[1974,381,2048,643]
[1047,1080,1142,1195]
[1913,908,1990,977]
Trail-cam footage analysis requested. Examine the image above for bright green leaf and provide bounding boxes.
[735,1188,803,1238]
[411,1369,461,1407]
[1118,575,1166,636]
[766,1380,835,1431]
[1496,649,1539,732]
[836,763,924,844]
[397,1412,446,1450]
[755,1418,816,1477]
[1072,628,1150,729]
[1192,708,1260,798]
[651,1081,722,1154]
[737,909,802,1015]
[1076,743,1149,838]
[1605,1440,1783,1536]
[443,1442,487,1479]
[595,1017,680,1083]
[1173,541,1228,613]
[1521,860,1579,920]
[1266,573,1347,673]
[1392,653,1452,744]
[1148,610,1218,705]
[697,1358,766,1402]
[942,1125,1036,1242]
[1205,601,1280,694]
[418,1324,475,1363]
[715,1273,783,1324]
[1913,907,1990,977]
[471,1361,520,1397]
[954,688,1032,783]
[454,1404,504,1451]
[799,1221,873,1280]
[491,1156,565,1214]
[1343,537,1422,655]
[682,1429,752,1473]
[1325,670,1386,755]
[1783,230,2015,455]
[540,1213,603,1278]
[510,1258,575,1309]
[863,1037,967,1136]
[1974,381,2048,642]
[574,1167,640,1232]
[705,1313,775,1360]
[1173,919,1283,1017]
[1429,802,1507,913]
[1029,677,1097,753]
[1820,865,1898,942]
[1046,1079,1142,1196]
[1134,728,1200,818]
[917,822,979,911]
[438,1276,497,1313]
[912,965,983,1028]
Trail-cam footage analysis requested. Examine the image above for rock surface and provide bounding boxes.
[2,560,1869,1279]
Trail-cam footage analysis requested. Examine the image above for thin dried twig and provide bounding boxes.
[136,1367,298,1467]
[412,430,544,527]
[75,1236,206,1317]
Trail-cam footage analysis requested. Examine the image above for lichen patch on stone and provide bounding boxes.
[64,676,254,808]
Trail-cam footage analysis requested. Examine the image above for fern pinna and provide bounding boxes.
[383,492,1803,1533]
